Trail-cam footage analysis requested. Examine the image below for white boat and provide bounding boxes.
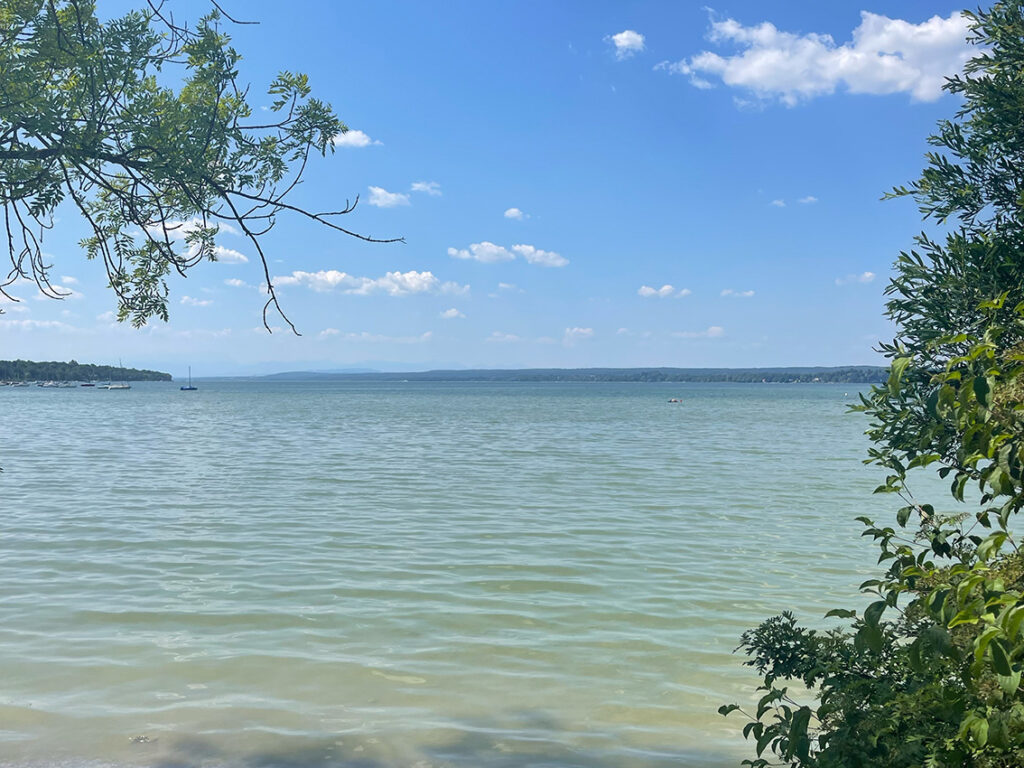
[105,360,131,390]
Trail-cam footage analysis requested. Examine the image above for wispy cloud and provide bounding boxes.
[180,295,213,307]
[638,284,691,298]
[659,11,971,106]
[672,325,725,339]
[448,242,515,263]
[224,278,249,288]
[332,129,381,148]
[835,271,876,285]
[275,269,467,296]
[213,246,248,264]
[607,29,646,60]
[440,308,465,319]
[0,317,76,331]
[448,241,567,267]
[721,288,755,298]
[486,331,521,343]
[368,186,411,208]
[511,244,568,268]
[563,326,594,346]
[799,195,818,204]
[411,181,442,196]
[770,199,786,208]
[504,207,527,220]
[319,330,433,344]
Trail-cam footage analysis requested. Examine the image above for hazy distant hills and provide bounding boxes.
[261,366,888,384]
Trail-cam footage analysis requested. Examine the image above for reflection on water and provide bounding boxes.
[0,381,929,767]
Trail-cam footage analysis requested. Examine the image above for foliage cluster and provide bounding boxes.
[725,4,1024,766]
[0,1,392,330]
[0,358,169,381]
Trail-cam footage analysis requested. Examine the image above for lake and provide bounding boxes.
[0,381,934,767]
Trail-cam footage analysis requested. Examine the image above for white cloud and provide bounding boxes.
[213,245,248,264]
[448,242,515,263]
[607,30,646,60]
[320,330,432,344]
[332,129,380,148]
[799,195,818,204]
[368,186,411,208]
[224,278,248,288]
[771,199,786,208]
[721,288,755,298]
[274,269,467,296]
[616,327,632,336]
[60,275,78,285]
[180,295,212,307]
[661,11,971,105]
[504,207,527,220]
[563,326,594,345]
[835,271,876,285]
[0,317,75,331]
[637,284,690,298]
[498,282,519,292]
[486,331,521,343]
[448,242,567,267]
[440,308,465,319]
[411,181,442,196]
[673,326,726,339]
[512,244,569,268]
[0,295,29,313]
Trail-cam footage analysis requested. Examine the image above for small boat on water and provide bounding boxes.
[104,360,131,390]
[180,366,197,391]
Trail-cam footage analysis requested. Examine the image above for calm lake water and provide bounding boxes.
[0,381,937,767]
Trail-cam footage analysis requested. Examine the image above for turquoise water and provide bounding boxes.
[0,381,928,767]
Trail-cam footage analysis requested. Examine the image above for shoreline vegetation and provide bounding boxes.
[258,365,888,384]
[0,360,171,383]
[0,361,887,385]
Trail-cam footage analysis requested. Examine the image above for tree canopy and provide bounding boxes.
[725,4,1024,766]
[0,0,395,331]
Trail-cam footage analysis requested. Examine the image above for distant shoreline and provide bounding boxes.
[254,365,887,384]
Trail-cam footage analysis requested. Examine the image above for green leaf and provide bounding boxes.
[786,707,812,761]
[864,600,886,627]
[990,638,1013,676]
[973,375,993,407]
[948,609,980,629]
[718,704,740,717]
[998,668,1022,696]
[824,608,856,619]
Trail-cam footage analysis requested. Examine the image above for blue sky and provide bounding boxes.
[1,1,972,375]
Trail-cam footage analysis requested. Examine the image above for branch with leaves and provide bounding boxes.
[0,0,400,332]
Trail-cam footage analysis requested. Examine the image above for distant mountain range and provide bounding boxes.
[261,366,888,384]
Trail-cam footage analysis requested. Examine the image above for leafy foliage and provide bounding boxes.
[0,1,396,330]
[724,4,1024,765]
[0,358,169,381]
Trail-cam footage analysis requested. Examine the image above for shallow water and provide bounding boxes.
[0,381,934,767]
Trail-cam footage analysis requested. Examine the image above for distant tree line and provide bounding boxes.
[0,360,171,382]
[265,366,888,384]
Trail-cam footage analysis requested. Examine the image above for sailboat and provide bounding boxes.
[180,366,198,391]
[106,359,131,390]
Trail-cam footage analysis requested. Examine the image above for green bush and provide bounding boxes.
[725,4,1024,766]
